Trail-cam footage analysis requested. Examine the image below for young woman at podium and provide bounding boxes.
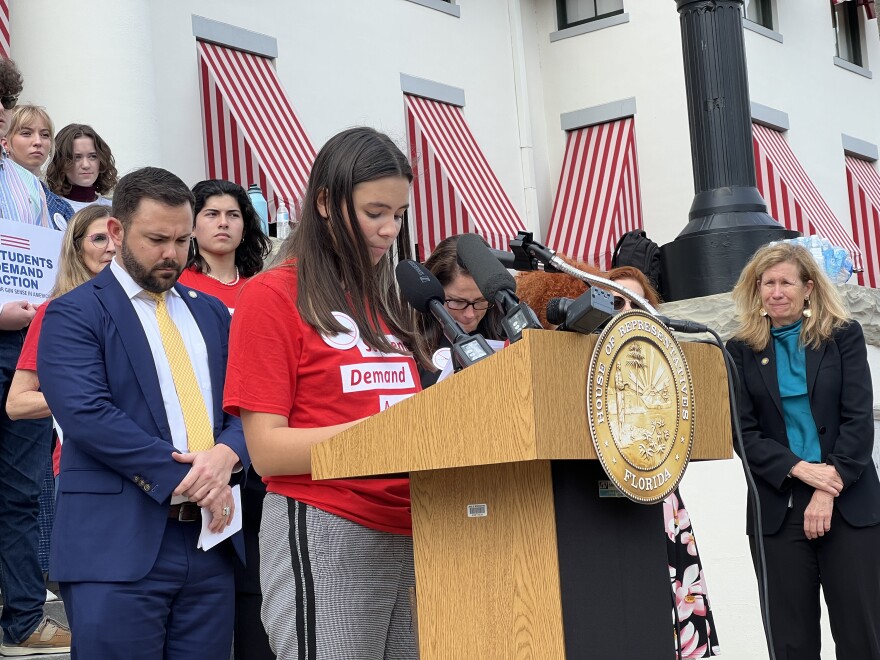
[224,127,430,660]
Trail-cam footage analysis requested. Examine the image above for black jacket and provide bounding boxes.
[727,320,880,535]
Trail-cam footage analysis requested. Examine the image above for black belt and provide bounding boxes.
[168,502,200,522]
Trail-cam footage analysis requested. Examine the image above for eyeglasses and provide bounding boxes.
[613,296,629,312]
[445,298,491,311]
[1,95,19,111]
[85,233,109,248]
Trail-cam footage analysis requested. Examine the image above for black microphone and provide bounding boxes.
[395,260,494,370]
[656,316,710,334]
[455,233,543,342]
[488,247,539,272]
[546,288,615,335]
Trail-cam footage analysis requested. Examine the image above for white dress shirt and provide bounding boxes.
[109,258,215,453]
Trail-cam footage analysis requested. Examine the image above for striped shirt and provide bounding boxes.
[0,156,50,227]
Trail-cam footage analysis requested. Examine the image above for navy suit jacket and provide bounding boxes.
[727,321,880,536]
[37,266,249,583]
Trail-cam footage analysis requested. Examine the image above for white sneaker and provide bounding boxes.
[44,590,57,603]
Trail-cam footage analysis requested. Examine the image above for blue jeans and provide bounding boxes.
[0,329,53,643]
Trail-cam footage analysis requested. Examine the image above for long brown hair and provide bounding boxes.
[731,242,849,351]
[46,123,118,197]
[607,266,662,307]
[278,127,430,366]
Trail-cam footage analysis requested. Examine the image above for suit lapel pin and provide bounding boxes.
[188,290,198,298]
[761,357,769,365]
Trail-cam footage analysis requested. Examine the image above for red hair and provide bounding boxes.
[606,266,661,307]
[515,257,603,329]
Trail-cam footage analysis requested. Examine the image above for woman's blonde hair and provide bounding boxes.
[50,205,111,298]
[731,242,849,351]
[5,105,55,168]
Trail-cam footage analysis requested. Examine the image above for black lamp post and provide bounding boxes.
[660,0,798,301]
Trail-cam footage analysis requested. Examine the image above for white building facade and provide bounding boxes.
[10,1,880,657]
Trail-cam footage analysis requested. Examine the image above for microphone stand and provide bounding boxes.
[510,232,661,316]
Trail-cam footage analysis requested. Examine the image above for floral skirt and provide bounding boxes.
[664,490,721,658]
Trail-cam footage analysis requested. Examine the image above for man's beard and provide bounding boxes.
[121,239,182,293]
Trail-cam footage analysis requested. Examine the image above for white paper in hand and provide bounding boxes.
[197,484,242,551]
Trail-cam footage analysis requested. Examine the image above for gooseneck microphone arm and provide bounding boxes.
[511,232,660,316]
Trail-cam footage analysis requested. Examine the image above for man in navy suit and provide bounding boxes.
[37,167,249,659]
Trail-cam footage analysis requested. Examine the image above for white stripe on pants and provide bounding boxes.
[260,493,418,659]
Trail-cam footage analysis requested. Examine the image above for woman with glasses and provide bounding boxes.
[418,234,504,387]
[2,105,74,230]
[46,124,117,213]
[6,205,116,476]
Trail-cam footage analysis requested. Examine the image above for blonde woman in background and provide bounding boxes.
[727,242,880,659]
[2,105,74,229]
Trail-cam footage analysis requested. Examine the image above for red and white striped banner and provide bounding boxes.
[404,94,524,257]
[845,156,880,287]
[0,0,10,60]
[752,123,863,272]
[197,41,315,217]
[544,117,643,270]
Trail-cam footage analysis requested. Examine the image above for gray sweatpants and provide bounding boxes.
[260,493,418,660]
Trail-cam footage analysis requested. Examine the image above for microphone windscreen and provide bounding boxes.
[546,297,570,326]
[395,260,445,314]
[456,233,517,301]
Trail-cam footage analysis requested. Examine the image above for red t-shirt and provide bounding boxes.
[178,266,248,310]
[224,264,421,535]
[16,302,46,371]
[16,303,61,476]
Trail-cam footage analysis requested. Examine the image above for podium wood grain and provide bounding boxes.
[410,463,564,659]
[312,330,731,480]
[310,329,732,659]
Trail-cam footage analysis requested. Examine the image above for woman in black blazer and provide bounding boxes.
[727,243,880,659]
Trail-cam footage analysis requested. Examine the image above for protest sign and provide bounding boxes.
[0,218,63,306]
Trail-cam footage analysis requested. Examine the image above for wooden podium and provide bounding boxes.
[312,330,732,659]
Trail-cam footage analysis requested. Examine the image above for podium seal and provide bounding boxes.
[586,310,695,504]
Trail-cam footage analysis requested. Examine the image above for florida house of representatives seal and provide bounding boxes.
[586,310,695,503]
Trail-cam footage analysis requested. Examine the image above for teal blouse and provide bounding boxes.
[770,318,821,462]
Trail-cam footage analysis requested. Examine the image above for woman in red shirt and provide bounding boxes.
[6,205,116,470]
[180,179,274,660]
[224,127,429,659]
[178,179,271,311]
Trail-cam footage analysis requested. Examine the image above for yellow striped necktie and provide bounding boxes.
[147,292,215,452]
